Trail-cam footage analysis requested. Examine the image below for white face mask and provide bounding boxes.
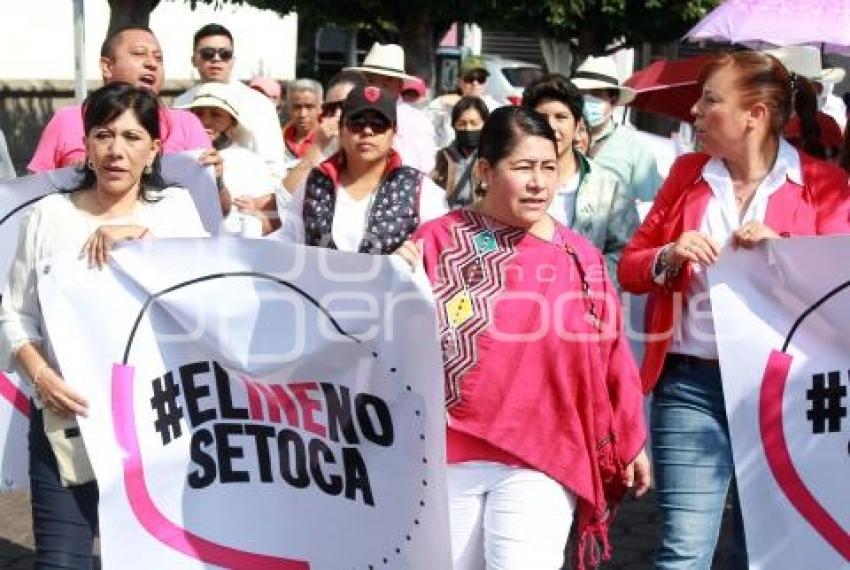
[583,94,610,128]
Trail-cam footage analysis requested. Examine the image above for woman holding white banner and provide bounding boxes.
[0,82,207,568]
[618,51,850,570]
[275,85,448,252]
[397,105,650,570]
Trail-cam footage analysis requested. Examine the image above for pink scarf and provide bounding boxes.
[414,210,646,568]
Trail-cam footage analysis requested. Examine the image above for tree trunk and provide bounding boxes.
[397,16,435,85]
[539,37,573,75]
[107,0,161,37]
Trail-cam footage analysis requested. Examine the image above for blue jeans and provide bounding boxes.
[29,402,99,569]
[651,358,748,570]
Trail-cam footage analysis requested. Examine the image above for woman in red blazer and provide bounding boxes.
[618,51,850,569]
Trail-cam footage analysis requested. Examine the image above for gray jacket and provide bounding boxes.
[569,152,639,289]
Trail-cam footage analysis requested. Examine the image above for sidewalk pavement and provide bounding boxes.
[0,489,738,569]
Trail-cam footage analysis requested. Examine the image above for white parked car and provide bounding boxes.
[482,56,544,106]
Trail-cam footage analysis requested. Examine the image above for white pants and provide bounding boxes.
[448,461,576,570]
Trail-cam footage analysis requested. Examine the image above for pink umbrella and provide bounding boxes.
[686,0,850,55]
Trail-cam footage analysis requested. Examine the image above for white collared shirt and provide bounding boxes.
[547,171,581,228]
[670,139,802,359]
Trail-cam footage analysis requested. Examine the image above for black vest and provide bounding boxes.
[301,166,422,254]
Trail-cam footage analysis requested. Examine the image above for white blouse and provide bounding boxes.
[220,145,277,238]
[669,139,803,359]
[0,186,207,372]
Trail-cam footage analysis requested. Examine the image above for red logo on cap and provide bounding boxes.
[364,86,381,102]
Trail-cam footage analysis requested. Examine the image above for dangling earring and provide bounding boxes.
[143,164,153,175]
[87,159,95,170]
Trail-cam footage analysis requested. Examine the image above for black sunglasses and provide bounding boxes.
[462,71,487,85]
[321,100,345,117]
[345,114,392,135]
[198,47,234,62]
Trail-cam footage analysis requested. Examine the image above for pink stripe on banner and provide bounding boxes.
[0,371,30,417]
[110,363,310,569]
[759,351,850,561]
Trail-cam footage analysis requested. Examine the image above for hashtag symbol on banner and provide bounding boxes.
[150,372,183,445]
[806,371,847,434]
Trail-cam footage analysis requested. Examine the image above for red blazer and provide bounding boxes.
[618,151,850,392]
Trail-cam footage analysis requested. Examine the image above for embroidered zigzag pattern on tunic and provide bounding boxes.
[433,211,524,409]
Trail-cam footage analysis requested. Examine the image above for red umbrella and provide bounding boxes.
[625,55,713,123]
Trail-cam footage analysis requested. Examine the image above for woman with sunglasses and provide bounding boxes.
[0,82,207,568]
[396,106,649,569]
[275,85,448,253]
[244,72,370,234]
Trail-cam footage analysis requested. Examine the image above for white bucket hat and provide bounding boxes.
[344,42,416,81]
[572,56,636,106]
[765,45,845,84]
[178,82,241,120]
[177,82,249,143]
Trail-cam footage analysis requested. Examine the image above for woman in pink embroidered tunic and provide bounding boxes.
[397,106,650,570]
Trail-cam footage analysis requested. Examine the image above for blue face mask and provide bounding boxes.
[583,95,609,128]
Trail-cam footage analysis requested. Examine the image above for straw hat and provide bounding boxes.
[765,45,845,84]
[571,56,636,106]
[344,43,416,81]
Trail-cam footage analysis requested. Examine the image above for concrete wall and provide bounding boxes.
[0,80,193,174]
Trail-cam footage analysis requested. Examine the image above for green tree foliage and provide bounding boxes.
[475,0,720,57]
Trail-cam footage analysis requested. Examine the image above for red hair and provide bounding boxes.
[699,51,827,158]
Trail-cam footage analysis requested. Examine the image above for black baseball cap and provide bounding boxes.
[342,85,397,125]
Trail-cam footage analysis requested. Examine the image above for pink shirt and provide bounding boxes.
[28,105,211,173]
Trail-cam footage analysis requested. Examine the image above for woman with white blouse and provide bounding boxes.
[275,85,448,253]
[0,82,207,568]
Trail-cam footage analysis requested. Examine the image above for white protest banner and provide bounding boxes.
[709,236,850,569]
[0,371,30,491]
[38,238,450,569]
[0,151,221,278]
[0,151,222,493]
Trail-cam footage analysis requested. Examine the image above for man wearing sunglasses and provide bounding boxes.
[429,56,501,148]
[274,85,448,253]
[28,25,211,173]
[174,24,285,190]
[457,57,500,110]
